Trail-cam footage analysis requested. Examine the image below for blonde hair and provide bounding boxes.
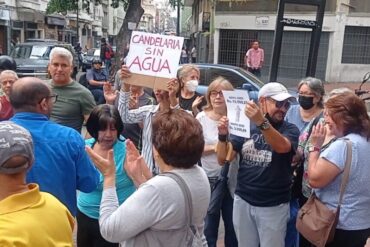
[177,64,200,88]
[204,76,234,111]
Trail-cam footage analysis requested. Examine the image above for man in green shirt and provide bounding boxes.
[47,47,96,133]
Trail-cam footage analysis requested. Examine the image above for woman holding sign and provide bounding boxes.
[196,77,238,247]
[178,64,206,116]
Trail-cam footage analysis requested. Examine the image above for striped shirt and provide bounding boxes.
[118,91,159,175]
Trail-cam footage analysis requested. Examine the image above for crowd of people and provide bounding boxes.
[0,44,370,247]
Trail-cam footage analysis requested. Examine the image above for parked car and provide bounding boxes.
[81,48,101,72]
[10,41,79,79]
[179,63,265,101]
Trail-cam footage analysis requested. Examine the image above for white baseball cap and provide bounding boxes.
[258,82,295,102]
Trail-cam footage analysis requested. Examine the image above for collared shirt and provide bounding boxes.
[118,91,160,174]
[0,183,74,246]
[86,68,108,90]
[11,112,99,216]
[246,48,264,69]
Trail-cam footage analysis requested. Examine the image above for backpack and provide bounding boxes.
[104,45,114,59]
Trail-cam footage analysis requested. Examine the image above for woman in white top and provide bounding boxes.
[86,109,211,247]
[196,77,237,247]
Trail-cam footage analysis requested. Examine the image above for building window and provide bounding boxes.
[342,26,370,64]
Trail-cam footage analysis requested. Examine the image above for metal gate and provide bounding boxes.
[218,29,329,86]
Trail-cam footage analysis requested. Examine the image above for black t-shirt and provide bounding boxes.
[179,92,206,112]
[231,121,299,207]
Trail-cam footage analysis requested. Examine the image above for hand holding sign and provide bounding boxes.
[222,90,250,138]
[120,65,131,80]
[125,32,184,90]
[245,100,265,126]
[218,116,229,135]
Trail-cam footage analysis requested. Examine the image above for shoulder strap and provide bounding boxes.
[338,139,352,207]
[307,114,322,138]
[159,172,193,227]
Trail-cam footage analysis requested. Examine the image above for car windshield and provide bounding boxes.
[10,45,50,59]
[93,49,100,56]
[87,49,96,56]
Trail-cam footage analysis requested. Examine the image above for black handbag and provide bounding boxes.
[208,142,233,214]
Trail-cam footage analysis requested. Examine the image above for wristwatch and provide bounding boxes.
[308,146,320,153]
[257,119,270,131]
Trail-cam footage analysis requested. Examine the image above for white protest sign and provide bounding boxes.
[222,90,250,138]
[126,31,184,79]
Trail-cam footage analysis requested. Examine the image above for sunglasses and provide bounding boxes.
[268,98,291,110]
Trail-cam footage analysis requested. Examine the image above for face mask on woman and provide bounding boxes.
[298,95,315,110]
[185,80,199,92]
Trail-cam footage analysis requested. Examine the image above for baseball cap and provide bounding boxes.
[258,82,295,102]
[0,121,34,174]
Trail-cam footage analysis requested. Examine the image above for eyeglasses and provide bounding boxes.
[268,98,291,110]
[210,90,224,97]
[48,94,58,103]
[39,94,58,104]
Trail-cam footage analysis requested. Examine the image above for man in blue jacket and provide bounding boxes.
[10,77,99,216]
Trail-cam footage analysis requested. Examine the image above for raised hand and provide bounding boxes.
[244,100,265,125]
[218,116,229,135]
[103,82,118,104]
[124,140,151,187]
[85,146,115,177]
[120,65,131,79]
[128,95,139,110]
[167,78,179,98]
[310,123,327,149]
[192,96,204,110]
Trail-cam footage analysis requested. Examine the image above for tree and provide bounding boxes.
[47,0,180,66]
[46,0,144,66]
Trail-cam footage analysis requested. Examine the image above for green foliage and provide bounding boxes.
[46,0,130,15]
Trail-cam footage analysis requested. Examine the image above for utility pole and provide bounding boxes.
[76,0,79,44]
[176,0,180,36]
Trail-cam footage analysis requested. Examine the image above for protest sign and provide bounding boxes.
[125,31,184,90]
[222,90,250,138]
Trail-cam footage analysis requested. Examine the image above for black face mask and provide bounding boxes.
[298,95,315,110]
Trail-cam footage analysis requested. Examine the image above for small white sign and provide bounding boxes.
[255,16,269,27]
[126,31,184,79]
[223,90,250,138]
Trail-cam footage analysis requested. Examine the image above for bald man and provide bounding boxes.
[9,77,99,216]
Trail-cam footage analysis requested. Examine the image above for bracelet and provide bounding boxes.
[170,103,179,109]
[218,134,227,142]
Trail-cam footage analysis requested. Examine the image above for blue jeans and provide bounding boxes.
[285,198,300,247]
[90,88,105,105]
[204,179,238,247]
[104,59,111,76]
